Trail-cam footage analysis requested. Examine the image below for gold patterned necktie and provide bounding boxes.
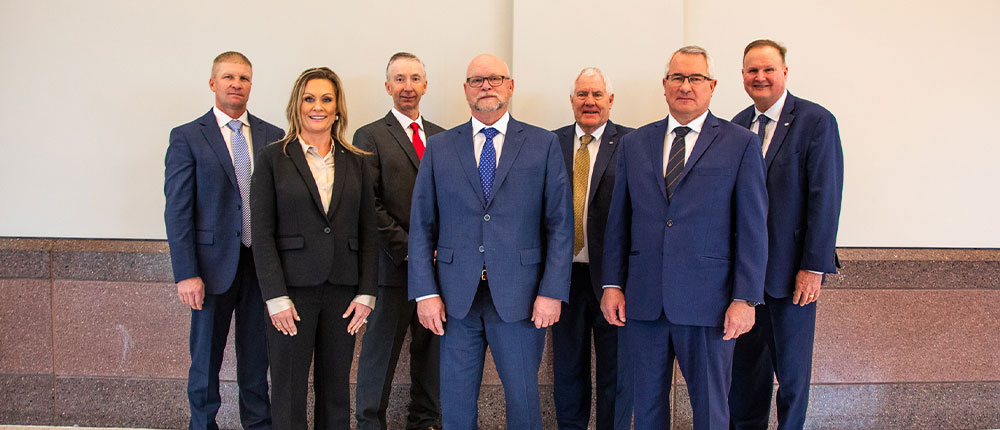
[573,134,594,255]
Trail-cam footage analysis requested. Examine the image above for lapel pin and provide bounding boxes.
[609,140,615,145]
[784,122,790,126]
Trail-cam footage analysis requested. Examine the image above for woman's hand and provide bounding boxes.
[271,304,301,336]
[343,301,372,335]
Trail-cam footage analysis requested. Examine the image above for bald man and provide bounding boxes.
[408,54,573,429]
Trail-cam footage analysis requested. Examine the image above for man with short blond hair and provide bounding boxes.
[353,51,445,430]
[729,39,844,430]
[551,66,634,430]
[602,46,767,429]
[165,51,284,430]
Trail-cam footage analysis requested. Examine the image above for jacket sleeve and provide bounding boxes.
[164,127,199,283]
[731,133,768,303]
[800,112,844,274]
[601,133,633,289]
[407,138,440,300]
[354,126,409,266]
[250,146,289,301]
[357,154,378,297]
[536,132,573,302]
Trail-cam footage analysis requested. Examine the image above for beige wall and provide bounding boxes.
[0,0,997,246]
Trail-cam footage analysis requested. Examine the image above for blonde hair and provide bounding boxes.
[278,67,368,156]
[211,51,252,77]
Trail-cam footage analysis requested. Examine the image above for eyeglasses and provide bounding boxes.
[574,90,607,101]
[665,73,713,86]
[466,75,510,88]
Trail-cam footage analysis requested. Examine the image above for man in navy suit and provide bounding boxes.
[165,51,284,430]
[602,46,768,429]
[551,67,633,430]
[408,54,573,430]
[728,39,844,430]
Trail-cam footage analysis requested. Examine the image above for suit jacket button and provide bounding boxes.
[323,227,331,234]
[478,245,485,253]
[666,219,674,227]
[484,214,491,221]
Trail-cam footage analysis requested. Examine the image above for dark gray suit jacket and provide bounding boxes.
[553,120,633,299]
[354,112,446,287]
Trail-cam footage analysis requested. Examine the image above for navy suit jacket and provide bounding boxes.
[732,92,843,299]
[554,120,633,299]
[164,109,284,295]
[602,112,768,327]
[408,117,573,322]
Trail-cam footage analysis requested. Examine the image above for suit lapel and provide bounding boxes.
[384,112,421,169]
[199,110,239,190]
[589,121,618,204]
[287,141,328,216]
[675,112,720,188]
[327,143,347,219]
[648,119,669,203]
[765,94,796,171]
[558,127,575,183]
[248,113,268,160]
[456,122,487,208]
[489,118,526,208]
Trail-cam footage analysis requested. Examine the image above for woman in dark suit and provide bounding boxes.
[250,67,376,429]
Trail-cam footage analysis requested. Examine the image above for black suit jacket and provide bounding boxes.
[353,112,446,287]
[250,138,377,301]
[553,120,633,299]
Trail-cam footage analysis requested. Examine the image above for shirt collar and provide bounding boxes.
[213,106,249,129]
[471,112,510,136]
[667,110,710,135]
[297,135,334,159]
[390,107,422,131]
[575,121,608,142]
[754,89,788,122]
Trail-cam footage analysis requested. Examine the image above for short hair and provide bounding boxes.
[211,51,252,77]
[385,52,427,80]
[665,45,715,79]
[570,67,613,96]
[277,67,368,156]
[743,39,787,63]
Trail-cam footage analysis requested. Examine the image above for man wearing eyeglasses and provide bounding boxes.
[353,52,446,430]
[602,46,768,429]
[408,53,572,430]
[728,39,844,430]
[551,67,634,430]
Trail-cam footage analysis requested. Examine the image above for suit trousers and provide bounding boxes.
[552,263,632,430]
[440,280,547,430]
[266,284,356,430]
[187,245,271,430]
[356,285,441,430]
[628,314,735,430]
[730,293,817,430]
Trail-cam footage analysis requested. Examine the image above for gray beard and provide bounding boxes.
[472,100,505,112]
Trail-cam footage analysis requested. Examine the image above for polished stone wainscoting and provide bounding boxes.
[0,239,997,429]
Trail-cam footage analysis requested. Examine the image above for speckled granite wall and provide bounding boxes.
[0,239,997,429]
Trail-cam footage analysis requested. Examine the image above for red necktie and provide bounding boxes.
[410,122,424,159]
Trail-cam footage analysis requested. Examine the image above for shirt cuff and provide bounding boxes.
[266,296,293,316]
[602,285,621,289]
[352,294,376,309]
[807,270,824,275]
[415,294,440,302]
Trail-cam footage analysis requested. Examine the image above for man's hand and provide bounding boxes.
[177,277,205,310]
[792,270,823,306]
[417,297,447,336]
[723,300,756,340]
[600,288,626,326]
[343,302,372,335]
[531,296,562,329]
[272,304,301,336]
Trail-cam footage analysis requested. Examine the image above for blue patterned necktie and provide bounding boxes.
[665,126,690,200]
[756,114,770,147]
[479,127,499,202]
[228,119,252,247]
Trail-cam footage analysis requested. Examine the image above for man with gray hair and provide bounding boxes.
[601,46,768,429]
[353,52,446,430]
[551,67,634,430]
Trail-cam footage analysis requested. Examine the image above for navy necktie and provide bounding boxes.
[756,114,770,147]
[479,127,499,201]
[665,126,690,200]
[228,119,252,247]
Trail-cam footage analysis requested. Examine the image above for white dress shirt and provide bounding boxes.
[390,107,427,145]
[212,107,253,169]
[752,90,788,157]
[572,121,607,264]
